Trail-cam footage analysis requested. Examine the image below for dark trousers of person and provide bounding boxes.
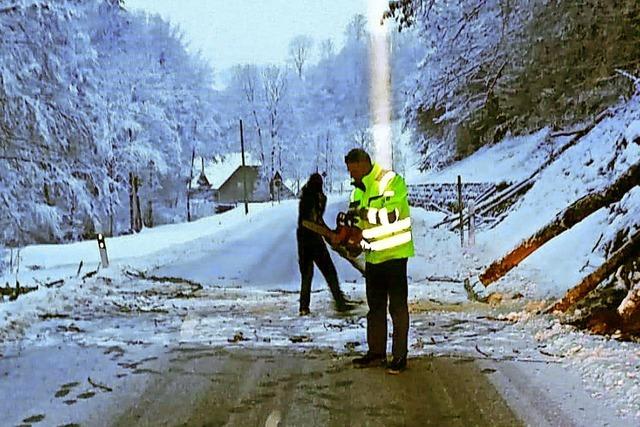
[365,258,409,360]
[297,228,344,311]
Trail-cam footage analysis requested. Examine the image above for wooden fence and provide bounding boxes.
[408,182,496,214]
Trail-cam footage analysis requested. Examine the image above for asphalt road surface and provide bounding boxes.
[112,347,520,427]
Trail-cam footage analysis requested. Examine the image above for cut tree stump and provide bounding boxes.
[548,228,640,313]
[480,161,640,286]
[618,285,640,320]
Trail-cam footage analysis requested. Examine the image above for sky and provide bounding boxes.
[124,0,368,73]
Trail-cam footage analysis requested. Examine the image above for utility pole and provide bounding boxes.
[240,119,249,215]
[187,147,195,222]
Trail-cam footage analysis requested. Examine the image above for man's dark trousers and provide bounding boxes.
[365,258,409,359]
[297,228,343,311]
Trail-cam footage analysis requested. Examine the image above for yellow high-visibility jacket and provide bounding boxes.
[349,162,414,264]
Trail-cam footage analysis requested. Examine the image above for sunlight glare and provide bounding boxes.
[368,0,393,169]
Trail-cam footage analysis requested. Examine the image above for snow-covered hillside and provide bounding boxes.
[405,127,557,185]
[414,94,640,299]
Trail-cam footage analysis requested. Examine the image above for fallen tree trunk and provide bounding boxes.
[447,182,533,232]
[1,282,38,300]
[480,161,640,286]
[474,111,611,219]
[548,108,611,139]
[548,227,640,313]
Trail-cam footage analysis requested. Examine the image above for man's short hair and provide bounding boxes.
[344,148,371,164]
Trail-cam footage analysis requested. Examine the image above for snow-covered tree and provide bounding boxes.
[386,0,640,169]
[230,65,266,166]
[217,13,400,193]
[0,0,224,245]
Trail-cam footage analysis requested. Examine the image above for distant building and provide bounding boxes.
[217,166,295,203]
[188,153,295,206]
[269,170,296,202]
[190,153,260,192]
[196,169,211,188]
[217,165,265,203]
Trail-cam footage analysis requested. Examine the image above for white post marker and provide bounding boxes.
[97,233,109,268]
[468,200,476,247]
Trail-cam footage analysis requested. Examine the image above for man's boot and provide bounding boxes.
[352,353,386,368]
[335,294,357,312]
[386,356,407,374]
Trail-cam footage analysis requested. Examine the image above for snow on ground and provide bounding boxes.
[1,96,640,425]
[405,127,562,185]
[411,95,640,299]
[479,97,640,298]
[1,204,638,425]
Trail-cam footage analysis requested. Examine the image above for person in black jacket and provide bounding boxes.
[297,173,353,315]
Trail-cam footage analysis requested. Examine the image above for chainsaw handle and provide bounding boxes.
[337,211,356,228]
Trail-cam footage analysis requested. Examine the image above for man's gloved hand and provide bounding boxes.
[327,232,342,248]
[343,210,358,225]
[346,208,366,221]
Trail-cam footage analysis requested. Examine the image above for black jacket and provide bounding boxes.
[298,183,327,233]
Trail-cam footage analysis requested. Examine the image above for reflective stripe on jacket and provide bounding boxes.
[349,162,414,264]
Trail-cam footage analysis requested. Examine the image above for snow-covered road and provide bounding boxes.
[151,199,361,290]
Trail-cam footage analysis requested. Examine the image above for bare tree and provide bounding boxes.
[353,127,373,153]
[345,14,367,43]
[262,65,288,189]
[235,65,266,166]
[324,130,334,191]
[288,35,313,79]
[320,38,335,62]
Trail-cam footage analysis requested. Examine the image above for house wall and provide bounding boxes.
[216,166,296,204]
[217,166,267,203]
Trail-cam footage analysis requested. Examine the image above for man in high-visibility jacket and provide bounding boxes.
[338,148,414,374]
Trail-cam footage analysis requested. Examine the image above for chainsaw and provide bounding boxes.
[301,211,363,257]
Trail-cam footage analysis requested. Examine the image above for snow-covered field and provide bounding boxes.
[1,96,639,425]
